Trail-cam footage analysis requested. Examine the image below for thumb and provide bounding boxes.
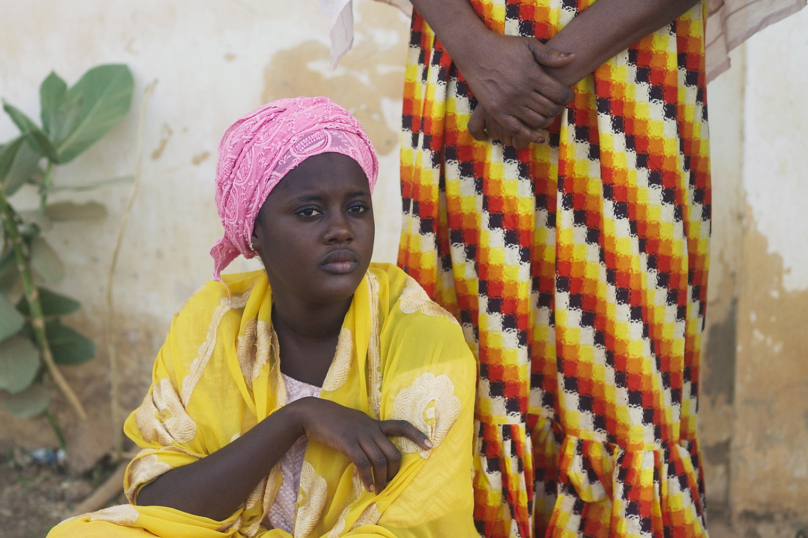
[526,39,575,67]
[467,106,489,141]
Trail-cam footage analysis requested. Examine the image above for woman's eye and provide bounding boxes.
[348,204,368,213]
[297,208,322,217]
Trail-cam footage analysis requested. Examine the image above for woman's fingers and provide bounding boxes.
[486,114,544,148]
[358,435,390,493]
[380,420,433,451]
[528,71,575,107]
[529,91,566,121]
[524,39,576,69]
[468,107,489,141]
[457,33,573,142]
[352,428,406,493]
[375,435,403,483]
[513,106,549,131]
[348,444,376,492]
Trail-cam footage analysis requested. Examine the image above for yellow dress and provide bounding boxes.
[48,263,478,538]
[398,1,711,536]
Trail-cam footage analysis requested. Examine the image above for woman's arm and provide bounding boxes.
[411,0,701,147]
[409,0,577,145]
[137,402,302,521]
[543,0,702,88]
[137,398,430,522]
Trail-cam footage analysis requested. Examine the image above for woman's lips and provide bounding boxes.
[320,249,359,274]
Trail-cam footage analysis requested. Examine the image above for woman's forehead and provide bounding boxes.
[271,153,371,197]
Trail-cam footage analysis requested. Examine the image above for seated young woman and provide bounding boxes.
[48,97,477,538]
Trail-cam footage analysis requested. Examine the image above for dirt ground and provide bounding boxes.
[1,447,803,538]
[0,448,125,538]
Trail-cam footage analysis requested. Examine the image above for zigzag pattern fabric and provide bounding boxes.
[398,1,711,537]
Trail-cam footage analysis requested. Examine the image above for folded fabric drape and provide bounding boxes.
[48,264,478,538]
[705,0,806,80]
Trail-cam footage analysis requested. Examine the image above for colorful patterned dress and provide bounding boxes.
[398,1,711,537]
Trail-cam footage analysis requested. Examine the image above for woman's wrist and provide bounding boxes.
[410,0,492,69]
[447,29,500,81]
[283,397,315,439]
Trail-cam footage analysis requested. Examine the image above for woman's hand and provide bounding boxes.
[291,398,431,494]
[468,105,554,150]
[409,0,575,147]
[453,32,575,145]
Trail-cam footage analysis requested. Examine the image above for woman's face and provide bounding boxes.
[252,152,374,307]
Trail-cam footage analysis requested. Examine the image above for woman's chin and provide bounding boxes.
[310,271,367,304]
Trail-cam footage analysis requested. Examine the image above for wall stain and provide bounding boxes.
[262,2,406,156]
[699,260,740,508]
[703,440,731,466]
[151,123,173,160]
[732,206,808,515]
[224,53,236,62]
[703,297,737,401]
[192,151,211,165]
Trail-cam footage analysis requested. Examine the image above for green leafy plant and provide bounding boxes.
[0,64,134,425]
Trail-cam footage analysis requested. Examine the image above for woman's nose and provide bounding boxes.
[324,213,353,243]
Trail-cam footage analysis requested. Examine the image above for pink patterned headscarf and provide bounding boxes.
[210,96,378,280]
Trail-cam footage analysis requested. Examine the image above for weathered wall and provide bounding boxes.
[0,0,805,528]
[700,7,808,531]
[699,46,745,512]
[731,5,808,520]
[0,0,411,471]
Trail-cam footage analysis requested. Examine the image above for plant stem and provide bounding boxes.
[45,408,67,451]
[39,161,52,213]
[0,187,87,420]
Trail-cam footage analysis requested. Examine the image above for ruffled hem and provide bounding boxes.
[473,416,709,538]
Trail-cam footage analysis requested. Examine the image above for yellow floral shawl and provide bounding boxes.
[50,263,477,538]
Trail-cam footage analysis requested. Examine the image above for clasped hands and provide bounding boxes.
[461,32,577,151]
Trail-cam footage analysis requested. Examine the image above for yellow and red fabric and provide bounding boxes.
[398,1,711,536]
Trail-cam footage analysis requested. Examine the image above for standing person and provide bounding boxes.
[397,1,711,537]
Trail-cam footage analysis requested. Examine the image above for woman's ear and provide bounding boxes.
[250,227,260,252]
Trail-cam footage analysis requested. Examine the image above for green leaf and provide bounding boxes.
[0,136,25,181]
[0,293,24,343]
[44,175,133,193]
[45,320,95,365]
[44,201,107,221]
[40,71,68,137]
[4,382,50,418]
[55,65,134,163]
[2,101,58,162]
[0,335,40,393]
[3,141,42,196]
[16,287,80,317]
[30,236,65,284]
